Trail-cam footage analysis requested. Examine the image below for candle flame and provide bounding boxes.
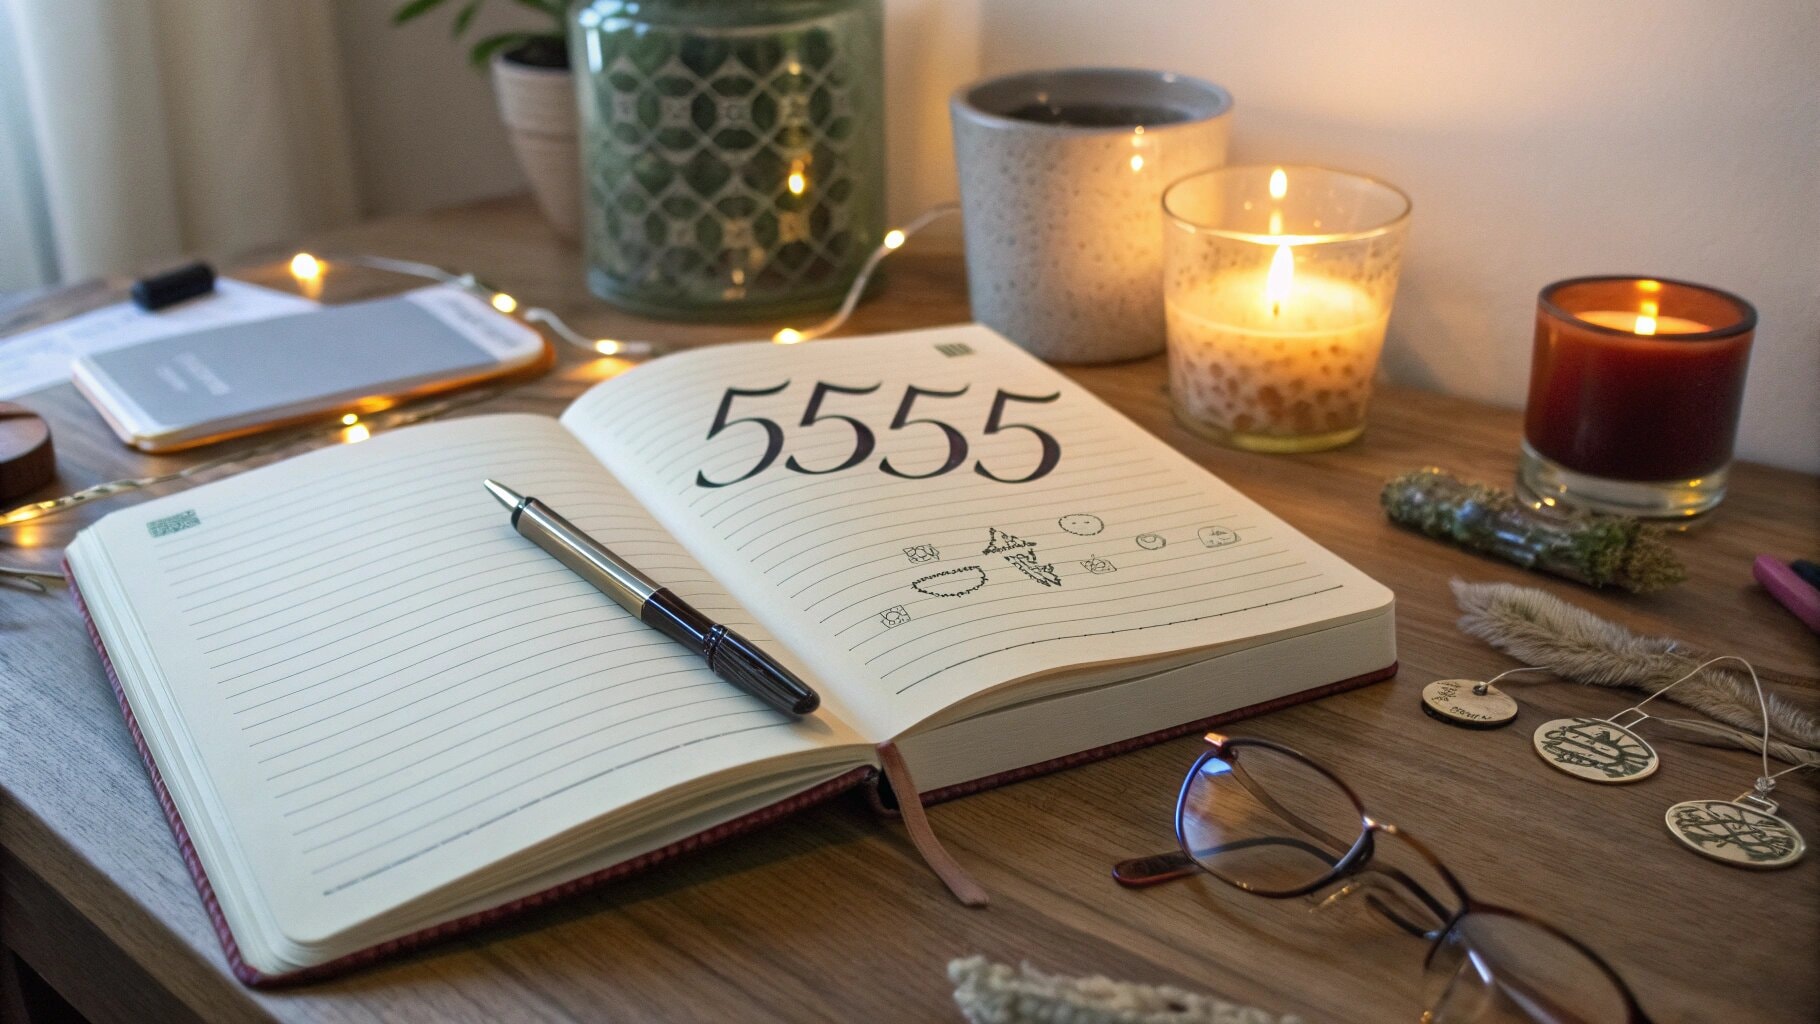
[1635,298,1659,334]
[289,252,322,281]
[1269,168,1288,200]
[1265,244,1294,316]
[773,327,803,345]
[883,228,906,250]
[1129,154,1145,172]
[490,292,517,314]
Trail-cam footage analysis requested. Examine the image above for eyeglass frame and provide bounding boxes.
[1113,733,1653,1023]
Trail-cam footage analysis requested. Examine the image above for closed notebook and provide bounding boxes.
[66,324,1396,984]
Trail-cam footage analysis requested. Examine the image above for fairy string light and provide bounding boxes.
[0,205,958,528]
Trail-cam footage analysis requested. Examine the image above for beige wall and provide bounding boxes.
[331,0,1818,471]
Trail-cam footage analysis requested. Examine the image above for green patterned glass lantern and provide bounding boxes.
[572,0,885,321]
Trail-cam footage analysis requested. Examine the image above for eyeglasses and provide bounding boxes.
[1113,734,1653,1023]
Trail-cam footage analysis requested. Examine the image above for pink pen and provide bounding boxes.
[1752,555,1820,635]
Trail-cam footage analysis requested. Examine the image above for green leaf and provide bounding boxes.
[392,0,450,25]
[452,0,480,36]
[469,31,534,68]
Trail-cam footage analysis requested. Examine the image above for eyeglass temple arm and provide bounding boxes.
[1315,867,1454,940]
[1113,836,1340,888]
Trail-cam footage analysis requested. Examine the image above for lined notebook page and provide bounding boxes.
[78,414,861,945]
[561,326,1391,740]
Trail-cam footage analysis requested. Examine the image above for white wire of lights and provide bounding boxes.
[294,202,959,357]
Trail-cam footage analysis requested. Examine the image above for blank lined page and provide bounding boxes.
[561,326,1391,740]
[82,414,856,944]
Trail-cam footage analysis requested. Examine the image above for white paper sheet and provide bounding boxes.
[0,279,315,399]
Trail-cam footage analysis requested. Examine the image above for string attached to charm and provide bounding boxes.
[1531,658,1719,783]
[1660,656,1809,869]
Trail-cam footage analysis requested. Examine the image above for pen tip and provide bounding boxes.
[483,479,523,509]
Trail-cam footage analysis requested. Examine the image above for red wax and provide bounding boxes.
[1523,277,1755,482]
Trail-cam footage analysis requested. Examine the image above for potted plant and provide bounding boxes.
[393,0,580,239]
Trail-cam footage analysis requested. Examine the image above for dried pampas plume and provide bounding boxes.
[1452,581,1820,761]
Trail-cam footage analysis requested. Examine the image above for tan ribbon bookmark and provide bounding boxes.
[876,743,990,907]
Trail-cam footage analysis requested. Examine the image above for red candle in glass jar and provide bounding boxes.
[1521,276,1755,518]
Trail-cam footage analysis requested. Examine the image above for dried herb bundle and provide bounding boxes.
[1382,468,1685,593]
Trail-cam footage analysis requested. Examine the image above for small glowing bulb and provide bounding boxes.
[289,252,322,280]
[883,229,906,250]
[340,413,358,426]
[593,339,624,355]
[1269,168,1288,200]
[343,423,371,443]
[1129,154,1145,172]
[1264,244,1295,316]
[787,170,806,195]
[491,293,518,314]
[774,327,803,345]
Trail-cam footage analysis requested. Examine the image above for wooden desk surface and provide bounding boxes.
[2,196,1815,1023]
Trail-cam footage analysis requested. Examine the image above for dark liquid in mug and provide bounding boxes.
[1004,102,1190,127]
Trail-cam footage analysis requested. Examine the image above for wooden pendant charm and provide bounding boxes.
[1666,798,1806,869]
[1421,679,1518,729]
[1533,717,1658,783]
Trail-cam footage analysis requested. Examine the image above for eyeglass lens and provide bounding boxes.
[1421,912,1631,1023]
[1179,744,1366,895]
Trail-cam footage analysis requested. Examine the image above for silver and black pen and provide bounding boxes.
[484,480,820,717]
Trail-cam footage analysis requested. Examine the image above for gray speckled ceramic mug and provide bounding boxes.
[951,68,1233,364]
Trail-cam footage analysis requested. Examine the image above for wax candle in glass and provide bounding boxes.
[1163,165,1410,452]
[1520,276,1756,519]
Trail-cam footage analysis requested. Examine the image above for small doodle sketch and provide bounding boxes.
[879,605,912,628]
[1668,800,1802,865]
[903,543,940,564]
[983,526,1034,554]
[1004,550,1063,587]
[1135,532,1166,550]
[1058,513,1105,536]
[1079,555,1117,574]
[1198,526,1240,548]
[912,565,988,597]
[1539,719,1654,780]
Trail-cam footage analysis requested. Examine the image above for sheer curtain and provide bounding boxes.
[0,0,361,292]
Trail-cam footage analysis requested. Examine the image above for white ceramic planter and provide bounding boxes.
[491,55,580,240]
[951,68,1233,364]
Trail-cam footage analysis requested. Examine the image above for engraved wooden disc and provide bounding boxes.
[1421,679,1518,729]
[1533,717,1658,783]
[1666,800,1806,869]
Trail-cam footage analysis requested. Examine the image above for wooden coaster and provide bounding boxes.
[0,403,55,503]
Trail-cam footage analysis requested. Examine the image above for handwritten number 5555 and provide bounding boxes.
[695,383,1061,488]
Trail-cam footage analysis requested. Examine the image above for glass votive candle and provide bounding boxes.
[1520,276,1756,519]
[1163,165,1410,452]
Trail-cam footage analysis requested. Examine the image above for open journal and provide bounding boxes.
[66,324,1396,983]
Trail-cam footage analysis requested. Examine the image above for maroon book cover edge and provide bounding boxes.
[67,558,1395,986]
